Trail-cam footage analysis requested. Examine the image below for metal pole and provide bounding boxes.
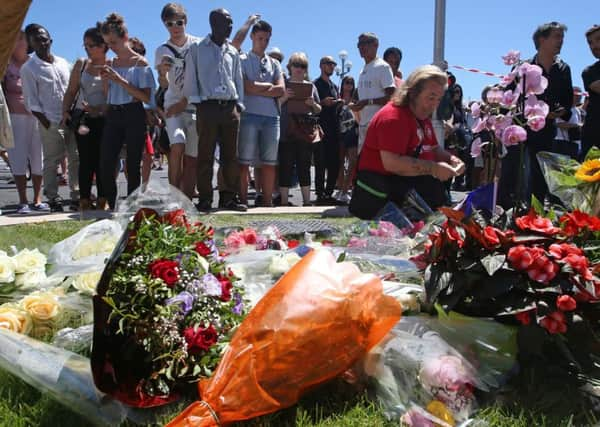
[433,0,446,66]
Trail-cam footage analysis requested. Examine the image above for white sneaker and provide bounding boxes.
[338,192,351,204]
[17,204,31,214]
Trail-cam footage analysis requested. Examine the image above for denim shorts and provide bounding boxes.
[238,112,280,165]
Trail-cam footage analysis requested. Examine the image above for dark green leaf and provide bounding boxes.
[531,195,544,216]
[481,253,506,276]
[336,252,346,263]
[424,264,453,303]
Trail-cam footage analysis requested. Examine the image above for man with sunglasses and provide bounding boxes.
[238,20,284,208]
[155,3,200,199]
[351,32,395,153]
[20,23,79,212]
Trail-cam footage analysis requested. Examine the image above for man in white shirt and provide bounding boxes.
[155,3,200,198]
[350,32,395,152]
[20,24,79,212]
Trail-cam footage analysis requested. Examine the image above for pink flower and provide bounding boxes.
[500,70,518,87]
[419,355,473,394]
[527,115,546,131]
[486,88,503,104]
[470,137,486,158]
[501,90,517,107]
[470,102,481,118]
[517,63,548,95]
[524,95,550,118]
[501,125,527,146]
[347,237,367,248]
[401,409,435,427]
[471,117,487,133]
[502,50,521,66]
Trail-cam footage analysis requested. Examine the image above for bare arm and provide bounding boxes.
[350,86,395,111]
[231,14,260,51]
[100,58,151,104]
[62,59,85,123]
[380,150,457,181]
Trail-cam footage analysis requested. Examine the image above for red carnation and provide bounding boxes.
[539,311,567,334]
[149,259,180,287]
[195,241,212,257]
[556,295,577,312]
[287,239,300,249]
[242,229,258,244]
[183,325,219,354]
[216,274,233,302]
[162,209,188,226]
[515,210,560,235]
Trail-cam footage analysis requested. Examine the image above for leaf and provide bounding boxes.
[495,291,536,316]
[530,194,544,216]
[424,264,453,303]
[481,253,507,276]
[585,146,600,161]
[336,252,346,263]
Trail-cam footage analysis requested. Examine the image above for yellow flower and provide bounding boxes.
[0,305,33,335]
[575,159,600,182]
[426,400,456,427]
[20,292,61,321]
[12,248,47,274]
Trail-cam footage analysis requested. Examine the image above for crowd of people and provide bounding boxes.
[0,3,599,220]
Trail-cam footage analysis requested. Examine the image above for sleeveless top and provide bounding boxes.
[78,62,107,109]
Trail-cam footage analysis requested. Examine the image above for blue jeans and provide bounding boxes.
[238,113,280,166]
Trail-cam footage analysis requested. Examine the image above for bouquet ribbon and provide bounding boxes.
[167,249,402,426]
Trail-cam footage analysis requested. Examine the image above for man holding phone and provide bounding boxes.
[155,3,200,198]
[526,22,574,204]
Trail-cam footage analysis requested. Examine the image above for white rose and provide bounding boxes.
[12,248,47,274]
[397,293,420,313]
[0,305,33,335]
[15,270,48,289]
[72,271,102,295]
[268,252,301,276]
[0,255,16,283]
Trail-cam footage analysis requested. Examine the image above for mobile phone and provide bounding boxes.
[162,55,175,65]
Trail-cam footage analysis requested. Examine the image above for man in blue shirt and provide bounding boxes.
[184,8,246,211]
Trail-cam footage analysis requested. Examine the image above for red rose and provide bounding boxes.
[216,274,233,302]
[515,311,532,325]
[559,210,600,235]
[515,210,560,235]
[548,243,583,260]
[556,295,577,311]
[183,325,218,354]
[539,311,567,334]
[195,241,212,257]
[162,209,188,226]
[483,226,500,247]
[242,229,258,244]
[507,245,544,271]
[287,239,300,249]
[149,259,180,287]
[445,225,464,248]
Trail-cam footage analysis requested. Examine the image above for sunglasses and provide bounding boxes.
[291,62,307,69]
[165,19,185,28]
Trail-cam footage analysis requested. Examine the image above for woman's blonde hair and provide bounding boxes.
[287,52,309,80]
[392,65,448,107]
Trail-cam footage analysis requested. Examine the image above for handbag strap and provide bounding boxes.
[71,58,87,110]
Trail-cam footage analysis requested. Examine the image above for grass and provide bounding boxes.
[0,216,596,426]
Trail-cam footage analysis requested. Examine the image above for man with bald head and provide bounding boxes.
[184,8,247,211]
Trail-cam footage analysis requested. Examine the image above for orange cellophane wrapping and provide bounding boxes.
[167,249,402,427]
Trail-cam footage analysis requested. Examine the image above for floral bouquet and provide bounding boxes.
[413,206,600,378]
[92,208,247,407]
[223,225,292,253]
[538,146,600,216]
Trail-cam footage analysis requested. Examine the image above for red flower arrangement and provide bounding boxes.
[413,207,600,374]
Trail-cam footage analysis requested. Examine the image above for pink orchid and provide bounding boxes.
[486,88,503,104]
[517,62,548,95]
[471,117,488,133]
[470,137,489,158]
[470,102,481,118]
[524,95,549,118]
[500,70,518,87]
[502,50,521,66]
[501,125,527,146]
[527,115,546,131]
[501,90,517,107]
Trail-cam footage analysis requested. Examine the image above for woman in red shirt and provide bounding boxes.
[349,65,464,219]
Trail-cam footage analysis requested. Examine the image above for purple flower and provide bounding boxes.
[500,70,517,87]
[166,291,195,315]
[200,273,222,297]
[471,117,487,133]
[501,125,527,146]
[232,293,244,315]
[470,137,488,158]
[527,115,546,131]
[524,95,549,119]
[501,50,521,66]
[517,62,548,95]
[501,90,517,107]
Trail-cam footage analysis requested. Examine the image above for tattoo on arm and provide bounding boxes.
[410,158,432,175]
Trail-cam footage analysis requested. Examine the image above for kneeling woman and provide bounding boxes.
[349,65,464,219]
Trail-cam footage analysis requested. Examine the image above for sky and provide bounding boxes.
[21,0,596,102]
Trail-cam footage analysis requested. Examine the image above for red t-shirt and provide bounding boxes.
[358,103,438,175]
